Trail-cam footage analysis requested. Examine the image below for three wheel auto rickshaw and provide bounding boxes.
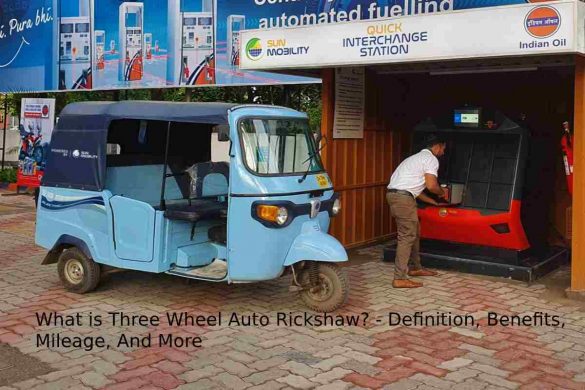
[35,101,349,312]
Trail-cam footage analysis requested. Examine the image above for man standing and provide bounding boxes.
[387,134,447,288]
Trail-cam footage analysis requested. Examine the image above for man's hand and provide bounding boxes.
[417,192,439,206]
[424,174,445,196]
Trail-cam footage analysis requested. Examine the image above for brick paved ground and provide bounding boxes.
[1,191,585,390]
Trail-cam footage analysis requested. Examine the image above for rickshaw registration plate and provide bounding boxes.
[316,174,329,188]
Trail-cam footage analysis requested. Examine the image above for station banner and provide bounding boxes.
[16,98,55,187]
[240,1,579,70]
[0,0,564,93]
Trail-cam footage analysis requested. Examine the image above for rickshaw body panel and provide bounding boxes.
[36,187,112,263]
[283,221,348,266]
[109,195,156,262]
[224,107,348,282]
[36,186,223,274]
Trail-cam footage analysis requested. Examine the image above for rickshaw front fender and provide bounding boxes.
[283,228,348,266]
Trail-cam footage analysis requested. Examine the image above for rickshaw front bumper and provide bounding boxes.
[283,221,348,266]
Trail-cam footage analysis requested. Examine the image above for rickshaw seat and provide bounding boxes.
[163,199,227,222]
[187,162,229,198]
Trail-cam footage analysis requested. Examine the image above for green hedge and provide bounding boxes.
[0,168,17,183]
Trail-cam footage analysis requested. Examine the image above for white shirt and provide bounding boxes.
[388,149,439,197]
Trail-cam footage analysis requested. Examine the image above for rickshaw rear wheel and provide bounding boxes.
[57,248,101,294]
[299,263,348,313]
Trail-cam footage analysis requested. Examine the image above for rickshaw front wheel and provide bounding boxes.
[57,248,101,294]
[299,262,348,313]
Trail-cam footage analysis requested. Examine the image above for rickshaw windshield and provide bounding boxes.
[239,118,324,176]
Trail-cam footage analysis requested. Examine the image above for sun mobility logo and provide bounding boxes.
[246,38,309,61]
[246,38,264,61]
[520,6,566,50]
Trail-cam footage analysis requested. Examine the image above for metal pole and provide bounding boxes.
[159,121,171,210]
[1,95,7,170]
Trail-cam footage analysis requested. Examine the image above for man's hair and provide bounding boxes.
[424,134,445,148]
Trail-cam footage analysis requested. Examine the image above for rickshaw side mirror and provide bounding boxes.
[216,125,230,142]
[315,128,323,145]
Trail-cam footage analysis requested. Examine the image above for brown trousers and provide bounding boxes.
[386,192,422,280]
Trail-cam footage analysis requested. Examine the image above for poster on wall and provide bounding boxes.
[16,98,55,187]
[0,0,559,93]
[333,68,364,139]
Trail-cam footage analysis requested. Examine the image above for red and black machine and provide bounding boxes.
[561,121,573,196]
[384,108,568,281]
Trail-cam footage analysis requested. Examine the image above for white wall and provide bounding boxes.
[1,127,21,164]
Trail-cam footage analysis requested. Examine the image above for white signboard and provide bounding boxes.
[578,1,585,54]
[333,68,365,139]
[241,1,578,70]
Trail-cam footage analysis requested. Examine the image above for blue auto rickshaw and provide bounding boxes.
[35,101,348,312]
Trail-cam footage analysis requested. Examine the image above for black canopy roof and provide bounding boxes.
[43,101,240,191]
[59,101,239,126]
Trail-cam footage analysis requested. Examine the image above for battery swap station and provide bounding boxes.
[383,108,568,282]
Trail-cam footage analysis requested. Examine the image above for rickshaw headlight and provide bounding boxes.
[256,205,290,226]
[332,198,341,216]
[276,207,289,225]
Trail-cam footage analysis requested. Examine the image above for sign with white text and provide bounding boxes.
[240,1,578,70]
[0,1,564,93]
[333,68,365,139]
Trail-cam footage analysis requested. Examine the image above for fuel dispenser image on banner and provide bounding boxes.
[144,33,153,60]
[92,0,168,89]
[227,15,245,67]
[94,30,105,71]
[167,0,215,86]
[58,0,93,90]
[119,2,144,82]
[183,12,214,84]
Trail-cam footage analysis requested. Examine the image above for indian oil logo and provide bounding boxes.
[524,6,561,39]
[245,38,264,61]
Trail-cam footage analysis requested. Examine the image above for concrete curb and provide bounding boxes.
[0,183,35,193]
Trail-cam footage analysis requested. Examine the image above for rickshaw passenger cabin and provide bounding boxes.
[38,102,236,274]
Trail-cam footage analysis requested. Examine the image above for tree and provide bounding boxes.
[4,83,323,132]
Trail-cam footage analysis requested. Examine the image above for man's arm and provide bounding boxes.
[424,173,445,196]
[417,192,439,206]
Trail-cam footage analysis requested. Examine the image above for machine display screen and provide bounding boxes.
[454,109,481,128]
[184,18,197,26]
[61,24,74,34]
[125,14,139,28]
[199,17,212,26]
[76,23,89,33]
